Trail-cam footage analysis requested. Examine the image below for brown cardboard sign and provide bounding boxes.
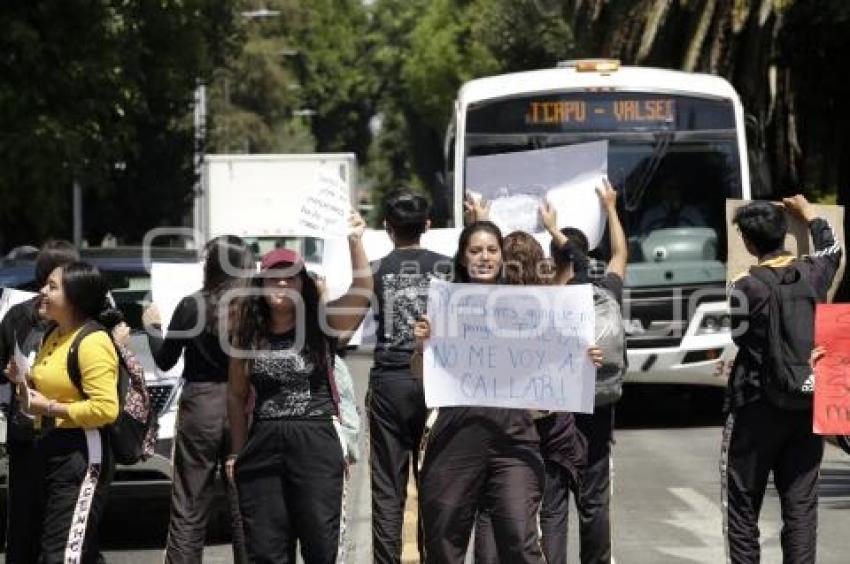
[726,199,846,302]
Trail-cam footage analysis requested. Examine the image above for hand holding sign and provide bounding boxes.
[348,209,366,241]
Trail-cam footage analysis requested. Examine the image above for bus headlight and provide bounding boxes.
[697,314,731,335]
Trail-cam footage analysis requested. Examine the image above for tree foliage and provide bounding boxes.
[0,0,240,249]
[2,0,849,299]
[367,0,575,226]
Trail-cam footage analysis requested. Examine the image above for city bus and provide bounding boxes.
[440,60,750,386]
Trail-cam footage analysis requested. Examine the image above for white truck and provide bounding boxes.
[194,153,359,267]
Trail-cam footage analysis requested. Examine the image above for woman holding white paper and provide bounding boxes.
[413,221,602,564]
[143,235,255,564]
[6,261,121,563]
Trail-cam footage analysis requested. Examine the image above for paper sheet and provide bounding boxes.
[0,288,37,322]
[295,172,352,239]
[150,262,204,330]
[466,141,609,249]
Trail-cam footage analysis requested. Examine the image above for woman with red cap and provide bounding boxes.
[227,212,371,564]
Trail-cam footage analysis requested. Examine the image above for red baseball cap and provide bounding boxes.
[260,248,305,272]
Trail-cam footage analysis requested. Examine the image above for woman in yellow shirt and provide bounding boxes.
[7,261,120,564]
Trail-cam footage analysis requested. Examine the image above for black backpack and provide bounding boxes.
[749,264,817,410]
[66,322,158,464]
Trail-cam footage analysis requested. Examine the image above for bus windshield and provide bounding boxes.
[463,92,743,288]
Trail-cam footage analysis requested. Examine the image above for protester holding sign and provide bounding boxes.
[226,212,371,563]
[472,231,591,564]
[723,195,841,563]
[543,176,628,564]
[143,235,255,564]
[413,221,602,564]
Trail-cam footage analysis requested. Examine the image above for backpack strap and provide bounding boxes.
[66,321,108,399]
[748,264,780,290]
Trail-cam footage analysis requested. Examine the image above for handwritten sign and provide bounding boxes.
[423,279,596,412]
[296,173,351,239]
[726,199,846,302]
[814,304,850,435]
[466,141,608,248]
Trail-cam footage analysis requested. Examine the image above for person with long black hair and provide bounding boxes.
[143,235,255,564]
[0,240,79,563]
[227,212,371,563]
[472,231,590,564]
[413,221,602,564]
[6,261,121,563]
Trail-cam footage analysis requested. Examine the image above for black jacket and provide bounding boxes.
[147,292,230,383]
[0,296,43,384]
[726,217,842,411]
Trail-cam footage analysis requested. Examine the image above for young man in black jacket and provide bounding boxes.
[723,195,842,564]
[369,190,450,563]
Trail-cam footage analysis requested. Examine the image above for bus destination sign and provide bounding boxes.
[525,98,676,129]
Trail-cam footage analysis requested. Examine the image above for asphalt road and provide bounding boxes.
[5,352,849,563]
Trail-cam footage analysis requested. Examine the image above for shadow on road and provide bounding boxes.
[99,495,232,550]
[615,384,726,430]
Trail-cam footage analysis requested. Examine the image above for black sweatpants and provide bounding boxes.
[571,404,614,564]
[165,381,248,564]
[419,407,545,564]
[474,412,587,564]
[34,427,113,564]
[368,377,427,564]
[236,418,347,564]
[5,439,41,563]
[474,458,573,564]
[484,407,612,564]
[721,400,823,564]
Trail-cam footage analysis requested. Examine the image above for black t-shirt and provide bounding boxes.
[371,248,451,379]
[250,330,333,420]
[147,292,230,383]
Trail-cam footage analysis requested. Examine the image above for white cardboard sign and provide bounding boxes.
[423,279,596,412]
[466,141,609,249]
[296,173,352,239]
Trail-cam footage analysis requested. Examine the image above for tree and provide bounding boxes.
[563,0,849,297]
[0,1,241,250]
[367,0,575,226]
[206,1,315,154]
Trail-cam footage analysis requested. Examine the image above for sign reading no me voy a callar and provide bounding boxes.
[423,279,597,413]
